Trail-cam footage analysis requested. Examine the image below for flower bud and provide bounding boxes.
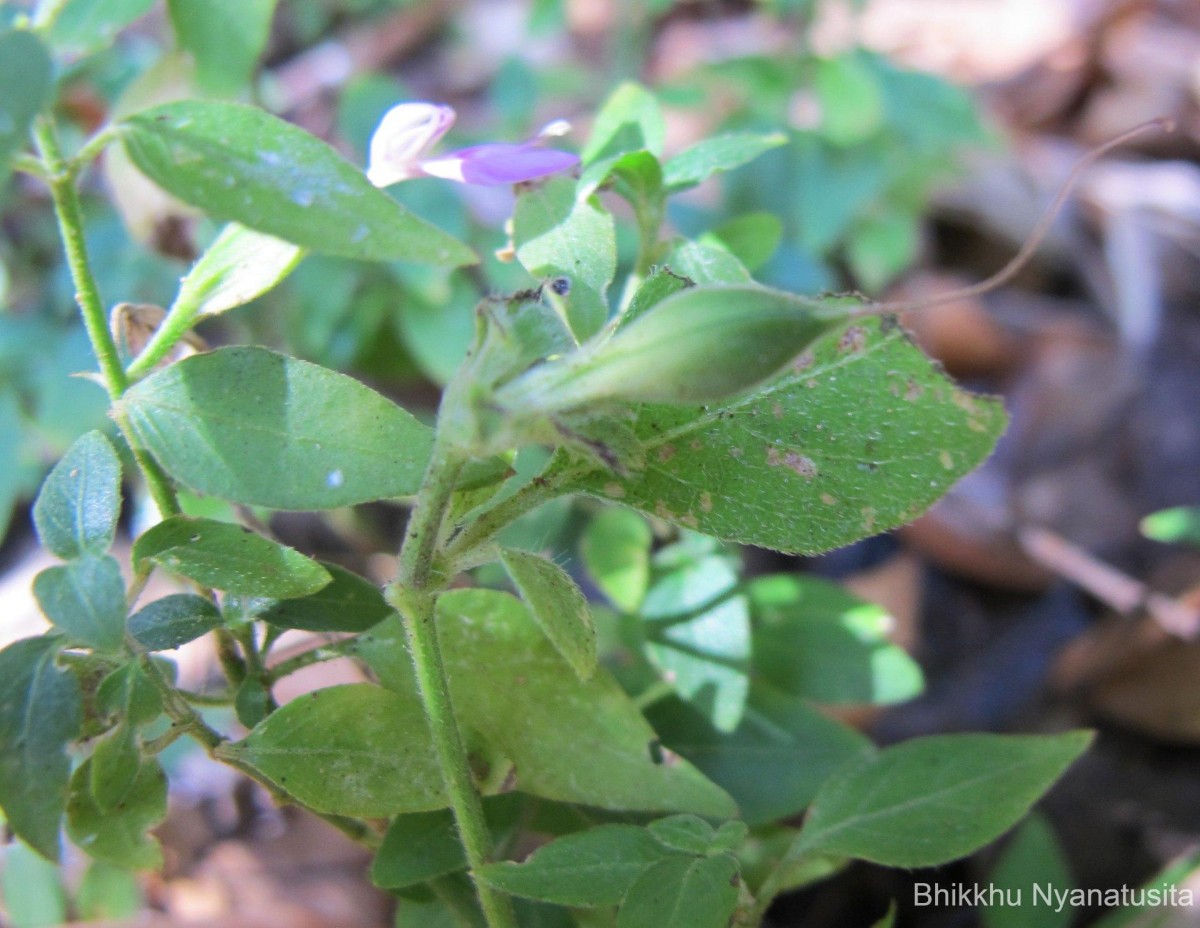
[501,285,845,409]
[366,102,455,187]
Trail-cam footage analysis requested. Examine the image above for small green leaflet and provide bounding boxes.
[662,132,788,193]
[170,223,304,320]
[67,757,168,870]
[258,563,391,633]
[789,731,1093,868]
[119,347,435,509]
[89,722,141,813]
[0,636,82,861]
[477,824,679,906]
[133,516,330,598]
[33,555,127,652]
[514,175,616,340]
[566,315,1006,554]
[48,0,156,56]
[616,854,740,928]
[500,547,597,680]
[128,594,223,650]
[119,101,475,265]
[32,431,122,561]
[229,683,447,817]
[582,82,665,165]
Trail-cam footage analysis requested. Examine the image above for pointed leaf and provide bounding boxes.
[616,854,739,928]
[566,315,1006,554]
[128,593,223,650]
[0,637,82,861]
[582,82,665,165]
[647,815,716,855]
[171,223,303,320]
[985,815,1073,928]
[259,563,391,633]
[120,101,475,265]
[33,431,122,560]
[500,547,597,680]
[33,555,127,652]
[790,731,1093,867]
[356,591,735,818]
[663,132,787,192]
[119,347,435,509]
[230,683,446,817]
[371,809,466,889]
[133,516,330,598]
[646,687,873,826]
[478,824,675,906]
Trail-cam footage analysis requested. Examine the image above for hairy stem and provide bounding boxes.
[386,438,518,928]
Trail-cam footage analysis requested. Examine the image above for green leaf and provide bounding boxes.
[171,223,304,320]
[621,267,691,330]
[66,756,167,870]
[647,815,716,855]
[230,683,446,817]
[128,593,223,650]
[646,688,872,825]
[566,315,1007,554]
[665,240,751,285]
[616,854,739,928]
[234,675,271,728]
[32,431,122,561]
[706,213,783,272]
[371,809,466,889]
[48,0,155,56]
[984,815,1073,928]
[33,555,127,652]
[259,563,391,633]
[166,0,277,95]
[582,82,665,165]
[133,516,331,598]
[118,347,435,509]
[1141,506,1200,547]
[478,824,675,906]
[357,590,735,817]
[1,840,68,928]
[0,637,82,861]
[89,722,141,812]
[500,547,597,680]
[0,30,53,188]
[663,132,787,193]
[97,662,164,727]
[790,731,1093,867]
[75,861,144,922]
[119,101,475,265]
[581,507,652,612]
[815,55,884,146]
[644,553,750,733]
[749,574,923,705]
[514,175,616,340]
[846,209,920,293]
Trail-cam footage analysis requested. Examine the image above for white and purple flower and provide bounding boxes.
[367,102,578,188]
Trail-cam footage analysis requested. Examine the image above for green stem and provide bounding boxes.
[34,118,128,399]
[443,465,572,566]
[386,439,517,928]
[267,637,359,683]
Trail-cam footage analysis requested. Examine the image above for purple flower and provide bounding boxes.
[367,103,579,188]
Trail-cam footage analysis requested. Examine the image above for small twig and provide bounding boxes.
[1017,526,1200,638]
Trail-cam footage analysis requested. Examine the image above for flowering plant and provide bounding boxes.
[0,12,1093,928]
